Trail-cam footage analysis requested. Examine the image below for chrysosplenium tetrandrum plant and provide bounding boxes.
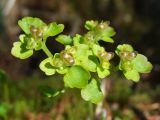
[11,17,152,104]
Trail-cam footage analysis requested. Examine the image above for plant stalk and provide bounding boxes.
[41,42,53,57]
[89,102,94,120]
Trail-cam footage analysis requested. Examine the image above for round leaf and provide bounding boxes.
[18,17,46,34]
[43,22,64,39]
[56,35,72,45]
[39,58,56,75]
[11,42,33,59]
[81,79,104,104]
[124,70,140,82]
[132,54,152,73]
[63,65,91,88]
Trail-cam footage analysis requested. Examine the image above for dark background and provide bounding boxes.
[0,0,160,119]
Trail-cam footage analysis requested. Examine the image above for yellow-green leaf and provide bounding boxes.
[132,54,152,73]
[56,35,72,45]
[11,42,33,59]
[124,70,140,82]
[18,17,46,34]
[43,22,64,39]
[81,79,104,104]
[63,65,91,88]
[39,58,56,75]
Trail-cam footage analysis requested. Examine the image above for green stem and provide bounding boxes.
[41,42,53,57]
[89,102,94,120]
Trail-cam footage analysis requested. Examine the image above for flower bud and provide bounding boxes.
[99,23,106,29]
[120,51,137,60]
[99,52,114,61]
[30,26,38,33]
[60,51,75,65]
[30,26,43,38]
[98,22,109,30]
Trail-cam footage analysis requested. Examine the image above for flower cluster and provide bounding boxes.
[11,17,152,104]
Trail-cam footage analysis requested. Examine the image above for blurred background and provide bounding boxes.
[0,0,160,119]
